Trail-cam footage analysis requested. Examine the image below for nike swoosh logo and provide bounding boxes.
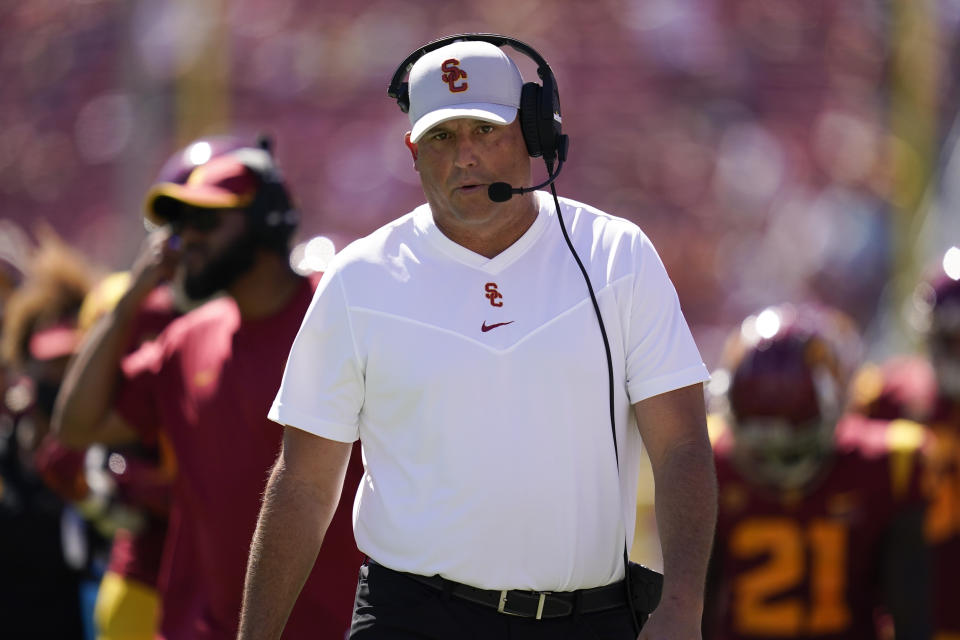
[481,320,514,333]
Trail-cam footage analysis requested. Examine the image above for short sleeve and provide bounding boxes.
[624,234,709,403]
[268,268,363,442]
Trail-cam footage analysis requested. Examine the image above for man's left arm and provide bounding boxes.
[633,382,717,640]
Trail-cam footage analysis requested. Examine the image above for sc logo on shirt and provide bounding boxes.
[484,282,503,307]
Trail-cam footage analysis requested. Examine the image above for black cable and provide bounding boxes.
[548,177,642,635]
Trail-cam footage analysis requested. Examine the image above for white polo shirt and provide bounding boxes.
[270,192,709,592]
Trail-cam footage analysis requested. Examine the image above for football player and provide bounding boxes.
[849,246,960,640]
[705,303,932,640]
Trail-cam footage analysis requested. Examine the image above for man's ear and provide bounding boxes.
[404,132,418,163]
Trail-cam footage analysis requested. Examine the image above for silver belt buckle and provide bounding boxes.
[497,590,549,620]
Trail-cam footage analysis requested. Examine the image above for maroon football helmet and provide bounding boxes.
[720,304,862,489]
[916,246,960,400]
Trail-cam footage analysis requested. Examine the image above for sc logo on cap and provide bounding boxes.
[441,59,468,93]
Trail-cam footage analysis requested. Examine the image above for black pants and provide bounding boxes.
[349,561,637,639]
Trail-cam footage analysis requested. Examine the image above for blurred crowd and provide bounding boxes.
[2,0,960,639]
[4,0,960,360]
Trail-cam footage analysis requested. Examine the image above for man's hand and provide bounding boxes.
[128,228,181,300]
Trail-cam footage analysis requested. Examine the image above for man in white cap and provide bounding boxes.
[238,36,716,640]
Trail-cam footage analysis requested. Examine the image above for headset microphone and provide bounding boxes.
[487,158,565,203]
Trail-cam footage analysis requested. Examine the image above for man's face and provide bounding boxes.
[175,206,258,300]
[408,118,532,230]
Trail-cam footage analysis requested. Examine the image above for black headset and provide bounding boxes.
[388,33,568,165]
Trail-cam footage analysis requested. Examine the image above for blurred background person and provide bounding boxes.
[848,246,960,640]
[62,139,253,640]
[29,138,232,640]
[52,135,364,640]
[0,224,102,639]
[36,269,183,640]
[704,303,931,640]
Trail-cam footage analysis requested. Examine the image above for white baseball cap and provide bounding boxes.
[408,40,523,143]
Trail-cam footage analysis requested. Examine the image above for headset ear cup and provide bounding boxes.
[520,82,543,158]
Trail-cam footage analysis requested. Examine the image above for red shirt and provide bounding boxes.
[707,414,928,640]
[116,276,363,640]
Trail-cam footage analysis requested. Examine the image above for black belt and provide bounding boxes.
[367,559,629,620]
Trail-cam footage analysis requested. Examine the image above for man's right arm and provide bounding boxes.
[238,426,353,640]
[52,230,180,449]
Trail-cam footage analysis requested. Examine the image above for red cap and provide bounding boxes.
[144,154,260,224]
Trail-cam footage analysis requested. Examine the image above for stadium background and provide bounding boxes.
[2,0,960,568]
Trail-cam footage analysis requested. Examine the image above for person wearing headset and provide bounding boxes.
[239,35,716,640]
[51,137,364,640]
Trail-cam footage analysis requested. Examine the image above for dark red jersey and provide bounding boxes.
[849,356,960,638]
[115,275,364,640]
[707,414,928,640]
